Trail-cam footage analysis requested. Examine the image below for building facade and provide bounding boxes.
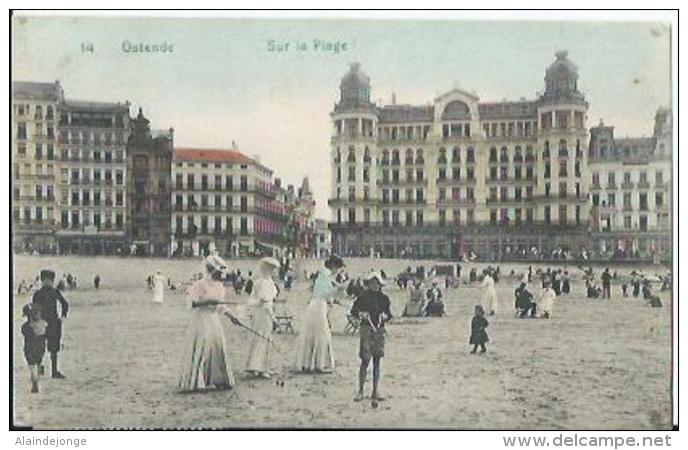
[329,52,590,259]
[127,108,174,256]
[12,81,64,253]
[55,100,131,254]
[171,148,290,257]
[588,109,672,260]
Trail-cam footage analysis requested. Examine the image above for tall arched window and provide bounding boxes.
[452,146,460,163]
[514,146,523,162]
[438,148,447,164]
[363,147,371,163]
[500,146,509,163]
[392,149,400,164]
[347,146,356,163]
[559,139,568,156]
[415,148,424,164]
[544,141,550,158]
[489,147,497,163]
[381,149,390,165]
[405,148,413,165]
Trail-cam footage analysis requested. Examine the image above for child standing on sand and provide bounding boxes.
[469,305,489,354]
[21,304,47,393]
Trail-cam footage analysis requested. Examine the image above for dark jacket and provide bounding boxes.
[351,289,392,329]
[469,316,489,344]
[32,285,68,323]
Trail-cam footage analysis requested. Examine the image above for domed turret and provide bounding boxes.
[544,50,580,98]
[337,62,374,111]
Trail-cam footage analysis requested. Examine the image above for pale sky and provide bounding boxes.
[12,16,672,219]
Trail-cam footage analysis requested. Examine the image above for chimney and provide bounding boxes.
[275,178,282,188]
[232,140,237,150]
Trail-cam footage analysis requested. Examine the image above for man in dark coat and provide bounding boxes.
[32,270,69,378]
[601,268,612,299]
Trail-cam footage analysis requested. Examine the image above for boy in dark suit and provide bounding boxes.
[32,270,69,379]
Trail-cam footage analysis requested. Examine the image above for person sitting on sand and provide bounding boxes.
[643,282,662,308]
[402,281,426,317]
[424,286,446,317]
[514,280,536,318]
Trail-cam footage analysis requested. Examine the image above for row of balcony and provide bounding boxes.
[590,181,663,191]
[63,156,125,164]
[329,195,588,207]
[596,204,665,212]
[172,205,289,221]
[173,185,276,198]
[67,179,124,186]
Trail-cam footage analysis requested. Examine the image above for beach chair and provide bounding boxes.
[344,314,360,335]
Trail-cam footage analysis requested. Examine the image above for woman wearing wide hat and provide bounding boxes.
[178,255,239,391]
[245,257,281,379]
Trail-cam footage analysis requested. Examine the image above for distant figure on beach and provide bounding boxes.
[153,270,166,304]
[93,275,101,290]
[21,303,47,393]
[539,280,556,318]
[424,281,446,317]
[515,279,536,318]
[295,254,345,373]
[481,270,498,316]
[601,268,612,299]
[402,280,425,317]
[32,269,69,379]
[178,255,238,392]
[245,257,280,379]
[469,305,489,354]
[244,271,254,296]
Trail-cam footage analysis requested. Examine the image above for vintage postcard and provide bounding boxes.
[10,12,675,431]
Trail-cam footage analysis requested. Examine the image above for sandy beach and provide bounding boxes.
[12,255,673,430]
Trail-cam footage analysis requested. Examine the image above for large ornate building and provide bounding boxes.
[12,81,64,253]
[329,52,591,259]
[588,109,672,259]
[170,148,291,257]
[55,99,131,254]
[127,108,174,256]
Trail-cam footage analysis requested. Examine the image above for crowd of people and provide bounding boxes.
[18,255,670,405]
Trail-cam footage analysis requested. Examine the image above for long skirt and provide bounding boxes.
[294,298,335,371]
[178,308,235,391]
[483,288,499,314]
[246,306,273,373]
[153,283,164,304]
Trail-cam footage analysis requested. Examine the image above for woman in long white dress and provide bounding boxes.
[152,270,165,304]
[178,256,239,391]
[538,280,556,318]
[245,257,280,379]
[481,270,499,315]
[294,255,345,373]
